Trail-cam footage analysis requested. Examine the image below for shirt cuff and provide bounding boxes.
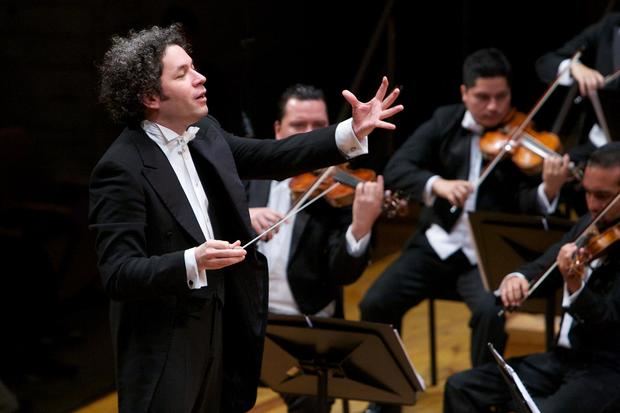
[423,175,440,206]
[537,183,558,214]
[345,225,371,257]
[185,248,208,289]
[557,58,575,86]
[588,123,608,148]
[335,118,368,158]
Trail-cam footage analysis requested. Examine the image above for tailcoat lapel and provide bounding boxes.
[133,131,206,245]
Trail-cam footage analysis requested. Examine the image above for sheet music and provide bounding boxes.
[503,362,541,413]
[393,328,426,391]
[488,344,540,413]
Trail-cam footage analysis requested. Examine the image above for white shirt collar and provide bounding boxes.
[461,111,484,134]
[141,120,200,144]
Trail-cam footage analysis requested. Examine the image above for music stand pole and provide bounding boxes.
[317,364,328,413]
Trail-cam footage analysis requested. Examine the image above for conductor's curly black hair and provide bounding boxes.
[98,24,190,126]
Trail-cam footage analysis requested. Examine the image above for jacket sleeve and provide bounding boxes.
[199,117,346,181]
[536,15,611,83]
[89,158,188,300]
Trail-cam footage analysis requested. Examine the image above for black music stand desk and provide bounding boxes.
[469,211,574,348]
[260,314,425,412]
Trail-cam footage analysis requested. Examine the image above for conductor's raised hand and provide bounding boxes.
[195,239,246,271]
[343,76,403,139]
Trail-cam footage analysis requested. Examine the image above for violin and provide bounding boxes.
[288,165,409,217]
[479,110,583,180]
[289,166,376,208]
[573,222,620,266]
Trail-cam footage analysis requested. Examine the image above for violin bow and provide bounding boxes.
[499,189,620,315]
[242,178,341,249]
[578,68,620,143]
[287,166,337,217]
[450,51,583,214]
[475,51,583,190]
[574,68,620,104]
[589,90,612,143]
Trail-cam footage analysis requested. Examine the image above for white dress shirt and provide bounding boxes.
[142,118,368,290]
[259,179,371,317]
[557,259,599,348]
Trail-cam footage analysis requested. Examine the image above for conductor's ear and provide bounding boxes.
[142,93,160,110]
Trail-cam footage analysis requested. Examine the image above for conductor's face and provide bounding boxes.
[145,44,208,134]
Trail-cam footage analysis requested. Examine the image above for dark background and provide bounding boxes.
[0,0,615,411]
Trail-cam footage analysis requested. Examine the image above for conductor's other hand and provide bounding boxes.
[343,76,403,139]
[195,240,246,271]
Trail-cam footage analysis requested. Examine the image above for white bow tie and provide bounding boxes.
[176,126,200,154]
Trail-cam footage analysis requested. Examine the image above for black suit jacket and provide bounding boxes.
[246,179,369,316]
[536,12,620,161]
[383,104,544,241]
[89,116,346,412]
[515,214,620,368]
[536,13,620,86]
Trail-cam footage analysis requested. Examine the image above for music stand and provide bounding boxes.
[488,343,541,413]
[260,314,424,413]
[468,211,573,347]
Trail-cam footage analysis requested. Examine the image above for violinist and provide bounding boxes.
[245,84,384,413]
[537,12,620,163]
[445,143,620,413]
[536,12,620,216]
[360,48,572,412]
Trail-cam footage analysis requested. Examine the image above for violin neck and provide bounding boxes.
[520,133,556,159]
[332,169,361,188]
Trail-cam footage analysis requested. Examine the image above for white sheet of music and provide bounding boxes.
[489,343,540,413]
[393,328,426,391]
[504,362,541,413]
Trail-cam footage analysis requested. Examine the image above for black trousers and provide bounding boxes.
[149,295,224,413]
[359,233,506,368]
[444,350,620,413]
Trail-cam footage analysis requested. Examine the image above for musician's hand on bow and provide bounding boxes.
[557,242,589,294]
[195,240,246,270]
[343,76,403,139]
[570,62,605,96]
[499,274,530,311]
[249,207,285,242]
[432,178,473,208]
